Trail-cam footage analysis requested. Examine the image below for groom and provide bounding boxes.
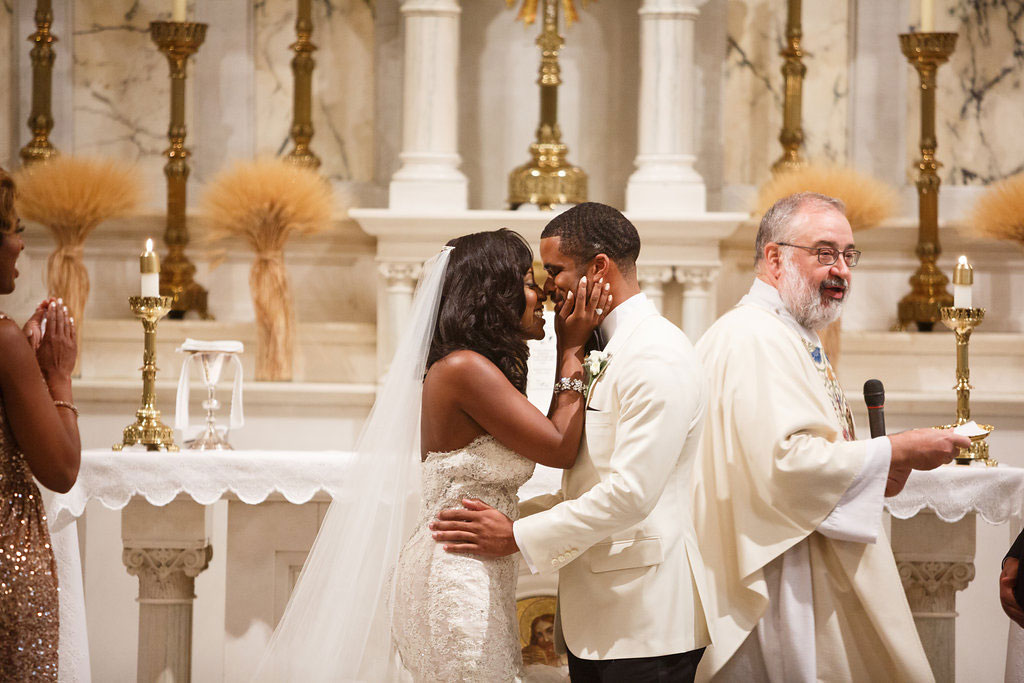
[432,202,712,681]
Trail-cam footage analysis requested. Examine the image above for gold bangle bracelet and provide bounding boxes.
[54,400,79,418]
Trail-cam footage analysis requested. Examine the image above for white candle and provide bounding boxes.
[953,254,973,309]
[141,238,161,298]
[172,0,187,22]
[921,0,934,32]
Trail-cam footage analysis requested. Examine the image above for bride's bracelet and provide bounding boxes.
[553,377,584,394]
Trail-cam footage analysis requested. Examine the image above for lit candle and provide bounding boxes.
[921,0,934,32]
[953,254,973,309]
[172,0,187,22]
[141,239,161,298]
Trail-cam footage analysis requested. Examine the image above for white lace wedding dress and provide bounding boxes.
[391,434,536,682]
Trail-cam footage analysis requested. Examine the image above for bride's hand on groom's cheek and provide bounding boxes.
[430,498,518,558]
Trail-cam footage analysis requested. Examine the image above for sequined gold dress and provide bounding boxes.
[0,318,60,679]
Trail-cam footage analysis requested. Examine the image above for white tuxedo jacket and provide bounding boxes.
[514,296,712,660]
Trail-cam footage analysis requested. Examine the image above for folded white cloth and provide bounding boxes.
[177,338,245,354]
[953,420,990,437]
[175,341,245,432]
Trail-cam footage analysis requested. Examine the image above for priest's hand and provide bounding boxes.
[884,464,912,497]
[888,428,971,472]
[1000,558,1024,628]
[432,498,518,558]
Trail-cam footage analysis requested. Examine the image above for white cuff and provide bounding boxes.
[513,520,539,574]
[817,436,891,544]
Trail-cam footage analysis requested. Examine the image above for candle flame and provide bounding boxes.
[146,238,153,253]
[958,254,968,266]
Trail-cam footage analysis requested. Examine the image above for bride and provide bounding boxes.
[255,228,609,681]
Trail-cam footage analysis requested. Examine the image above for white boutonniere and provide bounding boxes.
[583,350,612,406]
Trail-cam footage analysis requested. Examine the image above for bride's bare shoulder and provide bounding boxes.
[426,349,504,388]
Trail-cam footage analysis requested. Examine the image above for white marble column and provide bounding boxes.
[677,265,717,341]
[637,265,674,314]
[378,261,422,377]
[389,0,468,210]
[122,500,212,683]
[891,512,976,683]
[625,0,707,214]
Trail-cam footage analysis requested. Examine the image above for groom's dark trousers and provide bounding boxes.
[567,647,706,683]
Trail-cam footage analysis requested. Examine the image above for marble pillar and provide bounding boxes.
[891,512,976,683]
[121,499,212,683]
[677,265,717,341]
[626,0,706,213]
[378,260,422,377]
[389,0,468,210]
[637,265,674,314]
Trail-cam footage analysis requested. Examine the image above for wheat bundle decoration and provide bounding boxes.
[756,164,898,367]
[200,160,333,381]
[14,157,141,327]
[968,172,1024,248]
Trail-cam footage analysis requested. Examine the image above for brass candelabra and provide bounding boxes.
[113,296,178,452]
[508,0,587,209]
[285,0,321,169]
[772,0,806,173]
[20,0,59,164]
[150,21,212,319]
[938,307,994,465]
[896,32,957,331]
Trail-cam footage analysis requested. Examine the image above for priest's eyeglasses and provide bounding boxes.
[776,243,861,267]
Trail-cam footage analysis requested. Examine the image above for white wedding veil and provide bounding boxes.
[254,247,452,681]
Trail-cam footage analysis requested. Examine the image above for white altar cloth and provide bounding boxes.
[885,463,1024,524]
[49,448,358,526]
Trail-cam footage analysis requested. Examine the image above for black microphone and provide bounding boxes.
[863,379,886,438]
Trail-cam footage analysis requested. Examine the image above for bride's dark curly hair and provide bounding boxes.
[427,229,534,393]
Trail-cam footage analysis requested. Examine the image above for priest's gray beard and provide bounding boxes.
[777,256,848,330]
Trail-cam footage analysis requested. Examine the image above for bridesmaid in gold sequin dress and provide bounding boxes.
[0,167,82,680]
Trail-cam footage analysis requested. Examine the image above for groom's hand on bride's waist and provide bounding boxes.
[431,498,518,558]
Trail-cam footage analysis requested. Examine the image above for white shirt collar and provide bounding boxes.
[599,292,650,348]
[739,278,820,347]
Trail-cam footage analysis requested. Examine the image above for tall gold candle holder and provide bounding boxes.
[284,0,321,169]
[150,21,212,319]
[772,0,806,174]
[896,32,957,331]
[113,296,178,452]
[508,0,587,210]
[938,307,994,465]
[20,0,59,164]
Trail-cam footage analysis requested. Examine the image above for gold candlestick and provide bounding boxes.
[20,0,59,164]
[938,306,994,465]
[896,32,957,331]
[508,0,587,210]
[771,0,806,174]
[113,296,178,452]
[284,0,321,169]
[150,21,212,319]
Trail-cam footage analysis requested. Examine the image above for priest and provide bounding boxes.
[692,192,971,682]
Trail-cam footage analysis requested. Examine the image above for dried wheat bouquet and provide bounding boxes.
[14,157,141,324]
[200,160,333,381]
[967,172,1024,247]
[756,164,898,231]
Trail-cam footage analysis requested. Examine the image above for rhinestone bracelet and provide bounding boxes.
[553,377,585,394]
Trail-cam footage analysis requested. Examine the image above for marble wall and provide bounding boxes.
[1,1,13,163]
[253,0,375,188]
[722,0,851,197]
[920,0,1024,185]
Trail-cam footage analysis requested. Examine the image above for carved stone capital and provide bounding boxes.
[636,265,674,287]
[378,261,422,290]
[123,545,213,603]
[676,266,718,290]
[897,560,975,615]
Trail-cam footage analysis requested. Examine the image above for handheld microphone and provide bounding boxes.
[863,379,886,438]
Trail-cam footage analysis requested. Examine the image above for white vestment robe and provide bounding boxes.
[693,280,934,683]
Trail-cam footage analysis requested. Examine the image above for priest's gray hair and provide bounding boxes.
[754,192,846,269]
